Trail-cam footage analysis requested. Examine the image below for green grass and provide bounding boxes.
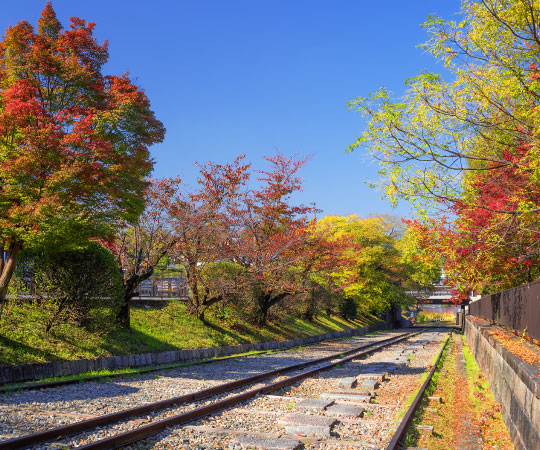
[460,335,514,449]
[0,299,381,365]
[416,311,455,324]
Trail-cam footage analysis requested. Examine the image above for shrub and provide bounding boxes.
[15,242,124,332]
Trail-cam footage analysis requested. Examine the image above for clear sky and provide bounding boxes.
[1,1,462,219]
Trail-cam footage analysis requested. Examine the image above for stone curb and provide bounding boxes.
[464,317,540,450]
[0,323,385,385]
[470,319,540,399]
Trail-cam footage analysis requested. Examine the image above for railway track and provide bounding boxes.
[0,328,450,450]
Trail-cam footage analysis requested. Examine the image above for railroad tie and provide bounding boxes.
[360,379,379,391]
[229,435,303,450]
[325,404,365,418]
[320,391,372,402]
[337,377,357,389]
[277,413,338,438]
[295,398,334,412]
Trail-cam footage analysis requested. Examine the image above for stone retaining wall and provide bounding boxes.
[0,323,384,385]
[464,317,540,450]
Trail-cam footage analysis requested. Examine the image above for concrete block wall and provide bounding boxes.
[0,323,385,385]
[464,317,540,450]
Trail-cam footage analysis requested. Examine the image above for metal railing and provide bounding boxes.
[468,281,540,341]
[134,276,189,300]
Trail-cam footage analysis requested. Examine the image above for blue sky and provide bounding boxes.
[2,1,461,219]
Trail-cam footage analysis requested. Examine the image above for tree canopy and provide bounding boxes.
[349,0,540,297]
[0,2,165,310]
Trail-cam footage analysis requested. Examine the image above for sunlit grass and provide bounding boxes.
[0,299,382,365]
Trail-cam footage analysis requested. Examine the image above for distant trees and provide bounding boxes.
[315,215,436,316]
[0,3,164,319]
[5,149,437,331]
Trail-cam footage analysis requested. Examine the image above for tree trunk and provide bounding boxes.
[0,241,23,322]
[256,300,270,326]
[117,269,154,330]
[256,291,290,326]
[46,297,68,333]
[117,292,134,329]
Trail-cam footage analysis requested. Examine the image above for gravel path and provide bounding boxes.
[123,329,449,450]
[0,329,410,446]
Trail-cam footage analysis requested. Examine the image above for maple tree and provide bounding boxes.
[167,154,336,325]
[233,155,326,325]
[169,156,250,320]
[0,2,165,317]
[407,154,540,300]
[104,178,181,328]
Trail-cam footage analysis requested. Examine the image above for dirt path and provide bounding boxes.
[453,337,484,450]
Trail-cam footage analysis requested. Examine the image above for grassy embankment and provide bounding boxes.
[0,299,381,366]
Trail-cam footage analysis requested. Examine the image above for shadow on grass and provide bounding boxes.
[0,336,59,365]
[100,326,179,355]
[202,320,251,346]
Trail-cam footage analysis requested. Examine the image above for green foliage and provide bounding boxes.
[416,311,454,323]
[397,226,441,290]
[348,0,540,215]
[340,297,358,320]
[15,242,124,331]
[315,215,419,315]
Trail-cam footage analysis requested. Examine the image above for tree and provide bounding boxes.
[406,160,540,299]
[0,3,165,318]
[397,222,442,292]
[348,0,540,292]
[315,215,420,315]
[235,155,321,325]
[169,156,250,320]
[348,0,540,213]
[104,178,181,328]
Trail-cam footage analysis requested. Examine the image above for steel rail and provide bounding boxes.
[385,332,451,450]
[73,331,423,450]
[0,330,421,450]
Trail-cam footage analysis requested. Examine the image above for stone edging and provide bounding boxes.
[0,323,384,385]
[464,316,540,450]
[468,318,540,399]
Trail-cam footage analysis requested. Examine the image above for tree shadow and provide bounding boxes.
[0,381,139,404]
[0,336,59,365]
[202,320,251,346]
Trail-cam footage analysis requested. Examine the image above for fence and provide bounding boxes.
[134,276,188,300]
[468,281,540,341]
[13,271,189,301]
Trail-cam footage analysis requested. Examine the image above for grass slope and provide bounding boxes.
[0,300,380,365]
